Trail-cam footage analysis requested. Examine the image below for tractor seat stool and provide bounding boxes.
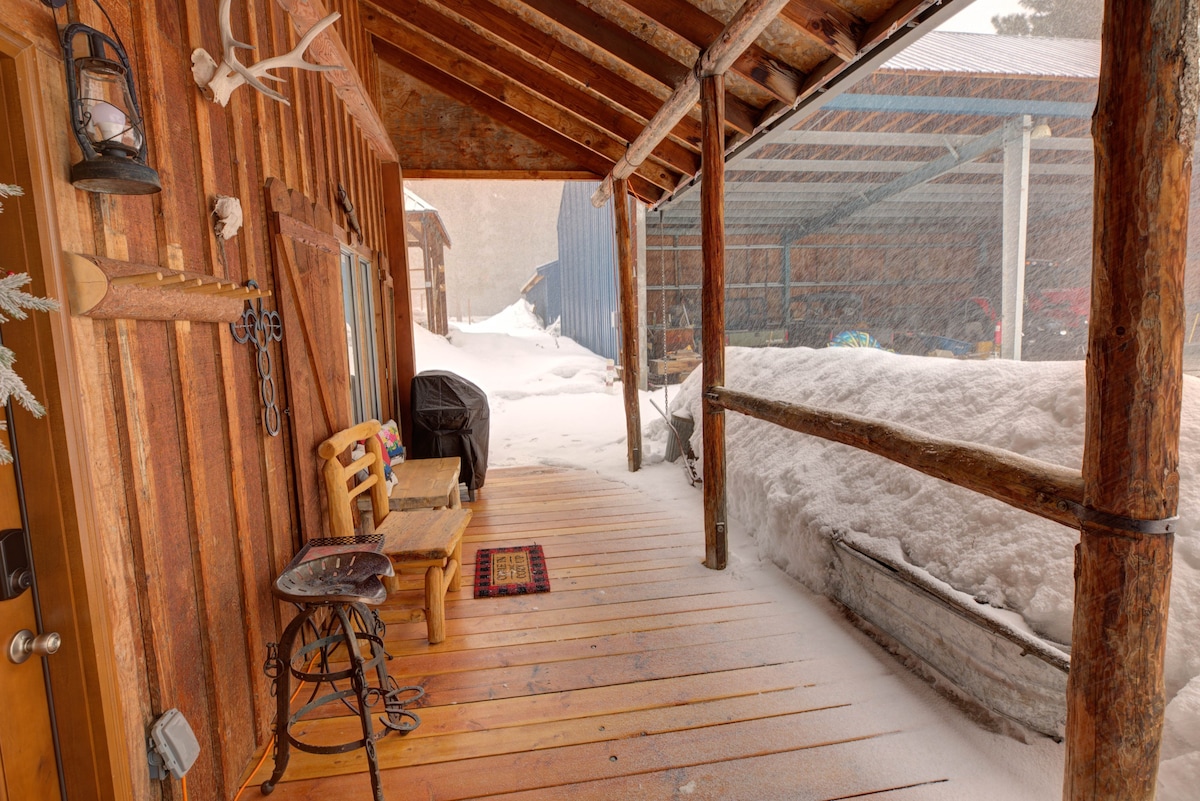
[260,545,424,801]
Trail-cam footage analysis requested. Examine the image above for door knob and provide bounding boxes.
[8,629,61,664]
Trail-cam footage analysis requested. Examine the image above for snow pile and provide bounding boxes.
[415,302,1199,796]
[669,345,1200,792]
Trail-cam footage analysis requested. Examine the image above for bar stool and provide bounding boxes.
[260,547,422,800]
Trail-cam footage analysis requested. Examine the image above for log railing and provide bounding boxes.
[707,386,1085,530]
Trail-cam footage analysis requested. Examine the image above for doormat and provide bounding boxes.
[474,544,550,598]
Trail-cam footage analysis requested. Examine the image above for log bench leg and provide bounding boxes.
[425,565,446,644]
[447,539,463,593]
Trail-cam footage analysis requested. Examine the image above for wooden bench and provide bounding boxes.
[318,421,471,644]
[373,507,470,643]
[356,456,462,535]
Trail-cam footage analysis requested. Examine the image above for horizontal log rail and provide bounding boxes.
[708,386,1085,530]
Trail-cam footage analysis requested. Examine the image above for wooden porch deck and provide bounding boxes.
[245,466,969,800]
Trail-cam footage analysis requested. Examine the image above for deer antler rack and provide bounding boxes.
[192,0,343,107]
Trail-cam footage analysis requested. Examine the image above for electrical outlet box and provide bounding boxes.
[148,708,200,780]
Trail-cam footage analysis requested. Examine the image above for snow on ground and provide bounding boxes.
[414,299,1199,799]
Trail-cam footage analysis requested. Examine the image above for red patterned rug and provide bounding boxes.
[473,544,550,598]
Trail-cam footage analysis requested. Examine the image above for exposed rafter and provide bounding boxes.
[371,37,664,200]
[368,0,981,202]
[432,0,704,148]
[591,0,794,208]
[618,0,802,103]
[366,7,677,198]
[275,0,398,161]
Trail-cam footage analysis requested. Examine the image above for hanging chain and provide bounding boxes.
[230,279,284,436]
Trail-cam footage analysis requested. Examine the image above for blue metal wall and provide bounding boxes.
[524,259,561,328]
[557,182,619,361]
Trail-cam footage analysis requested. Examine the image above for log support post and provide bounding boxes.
[614,178,642,472]
[1065,1,1199,798]
[1000,115,1031,360]
[701,73,727,570]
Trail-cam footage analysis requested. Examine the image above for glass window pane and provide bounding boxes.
[341,250,364,423]
[358,257,381,421]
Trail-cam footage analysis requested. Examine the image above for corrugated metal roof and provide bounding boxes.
[882,31,1099,78]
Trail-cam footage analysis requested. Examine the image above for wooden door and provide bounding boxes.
[265,179,352,543]
[0,47,61,801]
[0,423,62,801]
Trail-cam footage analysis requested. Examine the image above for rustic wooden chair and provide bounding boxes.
[318,420,471,644]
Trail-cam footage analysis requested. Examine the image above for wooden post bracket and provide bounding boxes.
[64,251,270,323]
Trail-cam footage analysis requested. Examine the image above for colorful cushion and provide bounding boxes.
[356,436,393,481]
[380,419,404,460]
[374,434,394,479]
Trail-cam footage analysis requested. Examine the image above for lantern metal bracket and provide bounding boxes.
[230,281,283,437]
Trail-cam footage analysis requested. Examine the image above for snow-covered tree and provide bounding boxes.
[0,183,60,463]
[992,0,1103,39]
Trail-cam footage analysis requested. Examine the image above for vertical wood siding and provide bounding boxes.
[4,1,395,797]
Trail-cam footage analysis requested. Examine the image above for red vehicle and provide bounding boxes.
[963,260,1089,360]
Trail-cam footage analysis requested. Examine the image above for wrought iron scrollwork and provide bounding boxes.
[230,280,283,436]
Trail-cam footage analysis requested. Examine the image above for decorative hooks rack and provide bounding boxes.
[64,251,270,322]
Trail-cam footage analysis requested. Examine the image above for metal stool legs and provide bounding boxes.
[260,602,422,799]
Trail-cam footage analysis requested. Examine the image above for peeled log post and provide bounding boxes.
[613,178,642,472]
[701,73,727,571]
[1065,1,1200,798]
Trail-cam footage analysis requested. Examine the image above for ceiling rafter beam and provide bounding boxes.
[426,0,703,149]
[591,0,794,208]
[275,0,399,161]
[654,0,947,212]
[367,0,697,176]
[779,0,863,62]
[518,0,759,134]
[367,12,677,195]
[372,38,663,202]
[617,0,801,103]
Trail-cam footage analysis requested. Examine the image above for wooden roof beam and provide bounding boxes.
[519,0,759,134]
[373,38,664,202]
[618,0,802,103]
[366,0,698,176]
[591,0,794,208]
[779,0,863,62]
[369,16,678,195]
[275,0,399,162]
[429,0,704,148]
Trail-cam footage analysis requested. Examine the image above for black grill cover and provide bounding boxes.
[410,370,490,494]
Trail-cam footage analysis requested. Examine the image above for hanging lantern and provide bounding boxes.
[61,23,161,195]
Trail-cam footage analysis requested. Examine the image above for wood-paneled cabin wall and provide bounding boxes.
[1,1,401,798]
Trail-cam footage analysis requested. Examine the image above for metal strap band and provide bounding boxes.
[1063,500,1179,535]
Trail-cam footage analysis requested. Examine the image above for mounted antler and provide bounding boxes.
[192,0,343,107]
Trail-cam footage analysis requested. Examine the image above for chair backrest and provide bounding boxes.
[317,419,390,538]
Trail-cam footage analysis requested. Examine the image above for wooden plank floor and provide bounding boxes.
[243,466,964,800]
